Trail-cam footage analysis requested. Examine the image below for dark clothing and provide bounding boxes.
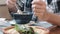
[47,0,60,13]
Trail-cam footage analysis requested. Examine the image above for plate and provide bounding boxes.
[3,26,49,34]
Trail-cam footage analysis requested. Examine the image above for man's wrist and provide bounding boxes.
[8,5,17,13]
[43,12,51,21]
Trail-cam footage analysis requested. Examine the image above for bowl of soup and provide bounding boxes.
[11,13,33,24]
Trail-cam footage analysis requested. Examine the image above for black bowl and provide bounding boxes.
[11,13,33,24]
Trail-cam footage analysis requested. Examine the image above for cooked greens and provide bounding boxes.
[15,24,35,34]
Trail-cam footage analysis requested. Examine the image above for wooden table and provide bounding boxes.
[50,26,60,34]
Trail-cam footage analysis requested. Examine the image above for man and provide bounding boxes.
[6,0,60,26]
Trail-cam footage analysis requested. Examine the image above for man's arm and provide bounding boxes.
[47,13,60,26]
[32,0,60,26]
[6,0,17,13]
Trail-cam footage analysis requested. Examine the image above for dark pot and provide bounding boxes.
[11,13,33,24]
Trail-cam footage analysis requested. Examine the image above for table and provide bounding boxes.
[0,26,60,34]
[50,27,60,34]
[0,20,60,34]
[0,20,11,34]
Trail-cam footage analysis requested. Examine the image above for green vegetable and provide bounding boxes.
[15,24,25,32]
[14,24,38,34]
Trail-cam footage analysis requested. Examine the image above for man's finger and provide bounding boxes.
[32,0,45,5]
[10,0,16,2]
[32,5,46,10]
[33,8,46,13]
[8,0,16,5]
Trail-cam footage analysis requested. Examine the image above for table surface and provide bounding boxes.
[0,20,60,34]
[50,27,60,34]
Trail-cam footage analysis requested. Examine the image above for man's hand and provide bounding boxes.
[6,0,17,12]
[6,0,16,8]
[32,0,49,21]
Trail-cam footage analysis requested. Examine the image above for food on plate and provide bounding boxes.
[15,24,35,34]
[3,24,49,34]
